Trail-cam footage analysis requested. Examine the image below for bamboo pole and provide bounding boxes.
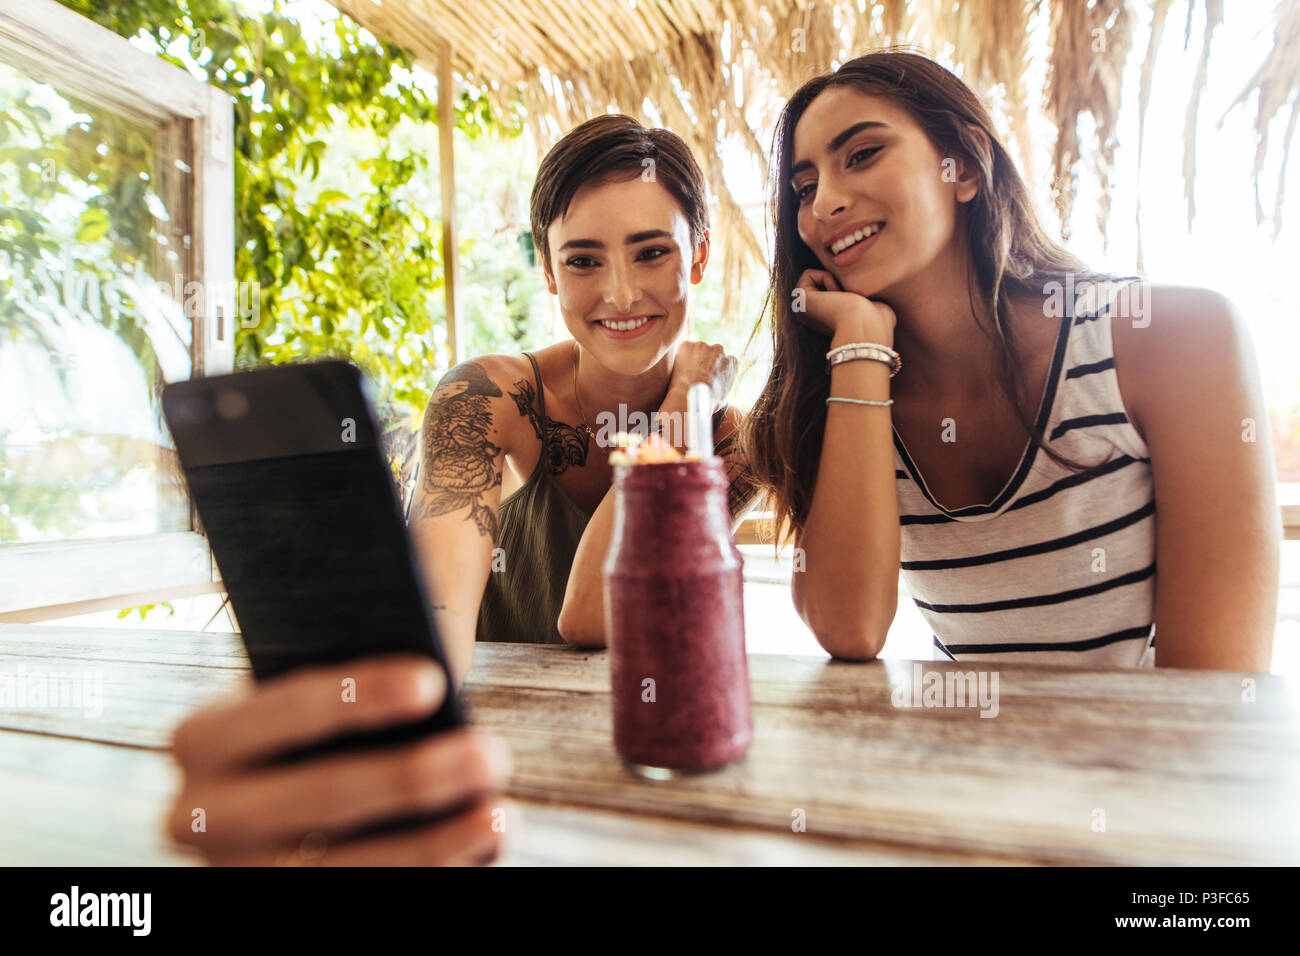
[436,38,460,368]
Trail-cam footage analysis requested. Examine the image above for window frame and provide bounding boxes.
[0,0,233,620]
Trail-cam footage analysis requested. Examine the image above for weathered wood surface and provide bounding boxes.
[0,727,987,866]
[0,731,199,866]
[459,645,1300,866]
[0,625,248,746]
[2,625,1298,865]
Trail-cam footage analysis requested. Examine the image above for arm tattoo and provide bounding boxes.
[508,376,589,475]
[416,362,503,540]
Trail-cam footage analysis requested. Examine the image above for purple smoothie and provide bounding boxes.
[603,457,752,772]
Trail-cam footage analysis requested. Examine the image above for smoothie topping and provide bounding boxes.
[609,431,688,466]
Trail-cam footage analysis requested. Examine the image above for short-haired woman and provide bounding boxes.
[409,114,759,683]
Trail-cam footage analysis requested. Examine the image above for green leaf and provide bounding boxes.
[76,208,111,242]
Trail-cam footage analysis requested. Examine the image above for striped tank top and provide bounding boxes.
[894,277,1157,667]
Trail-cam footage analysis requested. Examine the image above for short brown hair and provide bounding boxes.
[529,114,709,274]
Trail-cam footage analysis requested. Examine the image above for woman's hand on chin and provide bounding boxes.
[666,340,738,410]
[793,269,896,347]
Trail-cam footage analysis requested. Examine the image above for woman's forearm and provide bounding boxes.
[557,488,615,647]
[557,386,694,646]
[409,526,491,688]
[793,330,900,659]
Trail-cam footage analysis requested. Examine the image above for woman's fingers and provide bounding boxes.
[671,341,739,407]
[719,354,738,392]
[171,653,446,776]
[208,799,517,867]
[168,728,511,853]
[792,272,835,335]
[798,268,843,293]
[792,269,893,340]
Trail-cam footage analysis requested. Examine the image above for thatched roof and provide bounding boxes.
[329,0,1297,303]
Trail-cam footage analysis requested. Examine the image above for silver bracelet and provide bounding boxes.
[826,396,893,407]
[826,342,901,377]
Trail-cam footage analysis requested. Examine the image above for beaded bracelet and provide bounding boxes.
[826,342,901,377]
[826,396,894,407]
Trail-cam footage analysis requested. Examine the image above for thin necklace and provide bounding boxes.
[571,342,596,439]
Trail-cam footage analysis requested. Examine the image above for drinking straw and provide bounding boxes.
[686,383,712,459]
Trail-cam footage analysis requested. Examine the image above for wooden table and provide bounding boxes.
[2,623,1298,865]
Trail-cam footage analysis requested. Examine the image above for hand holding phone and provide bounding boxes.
[165,654,513,865]
[161,361,504,862]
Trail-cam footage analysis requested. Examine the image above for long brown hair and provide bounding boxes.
[742,50,1113,546]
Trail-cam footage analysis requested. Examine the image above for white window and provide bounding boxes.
[0,0,233,620]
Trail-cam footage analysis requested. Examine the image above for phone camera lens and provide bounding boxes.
[215,389,250,420]
[172,396,212,424]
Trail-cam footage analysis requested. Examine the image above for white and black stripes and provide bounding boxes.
[1049,412,1129,441]
[936,624,1155,658]
[1066,357,1115,379]
[912,563,1155,613]
[900,500,1155,571]
[895,278,1156,668]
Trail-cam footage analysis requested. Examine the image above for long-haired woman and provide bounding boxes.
[742,51,1279,670]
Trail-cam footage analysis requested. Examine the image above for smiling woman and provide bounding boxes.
[405,115,761,683]
[742,51,1280,671]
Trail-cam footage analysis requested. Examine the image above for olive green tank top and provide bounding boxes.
[476,352,592,644]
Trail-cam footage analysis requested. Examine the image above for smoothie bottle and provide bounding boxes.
[603,449,752,775]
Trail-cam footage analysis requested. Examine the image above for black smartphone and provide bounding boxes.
[162,360,465,763]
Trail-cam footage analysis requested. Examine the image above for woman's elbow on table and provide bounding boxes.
[556,602,607,648]
[811,619,890,661]
[793,579,894,661]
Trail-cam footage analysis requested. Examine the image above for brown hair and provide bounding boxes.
[529,114,709,274]
[741,50,1114,546]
